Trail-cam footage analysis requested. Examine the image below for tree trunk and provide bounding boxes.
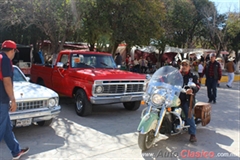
[89,43,95,51]
[111,41,119,56]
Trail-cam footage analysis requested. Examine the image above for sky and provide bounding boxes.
[210,0,240,14]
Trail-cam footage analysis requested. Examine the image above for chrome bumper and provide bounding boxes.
[90,94,143,104]
[9,105,61,123]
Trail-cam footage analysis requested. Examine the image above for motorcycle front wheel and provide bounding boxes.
[138,129,156,151]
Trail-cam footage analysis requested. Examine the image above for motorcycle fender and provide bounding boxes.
[137,112,158,134]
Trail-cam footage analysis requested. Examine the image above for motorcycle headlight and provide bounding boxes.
[151,94,165,105]
[95,86,104,93]
[48,98,57,108]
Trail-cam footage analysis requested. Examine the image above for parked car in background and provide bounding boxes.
[10,66,61,127]
[30,50,147,116]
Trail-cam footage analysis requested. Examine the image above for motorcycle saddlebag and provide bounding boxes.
[194,102,211,126]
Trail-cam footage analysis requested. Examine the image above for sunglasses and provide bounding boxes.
[181,64,189,67]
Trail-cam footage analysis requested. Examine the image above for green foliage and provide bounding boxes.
[0,0,239,57]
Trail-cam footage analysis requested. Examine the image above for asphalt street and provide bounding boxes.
[0,81,239,160]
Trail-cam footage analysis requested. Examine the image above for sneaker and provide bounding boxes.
[208,100,212,103]
[226,84,231,88]
[189,135,197,142]
[13,147,29,160]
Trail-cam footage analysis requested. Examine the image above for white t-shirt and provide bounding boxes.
[198,64,203,73]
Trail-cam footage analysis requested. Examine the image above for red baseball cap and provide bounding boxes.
[1,40,19,52]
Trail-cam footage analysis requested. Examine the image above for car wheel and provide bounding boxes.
[123,101,141,111]
[37,118,53,126]
[75,89,92,116]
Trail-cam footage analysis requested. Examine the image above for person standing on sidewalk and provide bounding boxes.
[226,57,235,88]
[0,40,29,160]
[198,61,204,85]
[203,53,222,104]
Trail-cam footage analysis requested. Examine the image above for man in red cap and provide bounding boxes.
[0,40,29,159]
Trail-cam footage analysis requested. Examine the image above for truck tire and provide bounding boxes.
[75,89,92,116]
[123,101,141,111]
[37,118,53,126]
[37,79,45,86]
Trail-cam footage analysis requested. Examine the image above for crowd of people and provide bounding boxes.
[115,53,156,73]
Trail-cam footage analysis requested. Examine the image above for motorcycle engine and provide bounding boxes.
[159,112,172,134]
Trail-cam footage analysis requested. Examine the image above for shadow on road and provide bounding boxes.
[58,96,144,136]
[141,128,237,160]
[0,124,65,160]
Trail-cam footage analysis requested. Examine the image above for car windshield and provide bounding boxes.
[13,67,27,82]
[70,53,116,69]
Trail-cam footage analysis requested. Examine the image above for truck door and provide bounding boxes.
[52,54,70,94]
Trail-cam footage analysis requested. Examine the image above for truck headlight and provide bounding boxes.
[151,94,165,105]
[48,98,57,107]
[95,86,103,93]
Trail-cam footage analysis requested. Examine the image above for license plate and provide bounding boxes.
[121,96,132,101]
[16,118,32,127]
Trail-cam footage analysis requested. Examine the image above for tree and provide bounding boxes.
[226,12,240,72]
[1,0,84,63]
[93,0,165,54]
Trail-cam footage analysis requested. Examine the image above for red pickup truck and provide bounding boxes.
[30,50,147,116]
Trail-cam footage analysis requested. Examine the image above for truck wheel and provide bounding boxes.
[37,79,45,86]
[37,119,53,126]
[123,101,141,111]
[75,89,92,116]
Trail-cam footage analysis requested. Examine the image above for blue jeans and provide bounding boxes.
[0,103,21,157]
[227,72,234,87]
[206,78,218,101]
[181,102,196,135]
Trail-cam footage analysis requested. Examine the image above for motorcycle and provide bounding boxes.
[137,66,211,151]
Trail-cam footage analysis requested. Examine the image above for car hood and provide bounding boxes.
[14,82,58,100]
[72,68,146,81]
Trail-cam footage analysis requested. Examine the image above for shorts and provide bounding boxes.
[198,72,203,78]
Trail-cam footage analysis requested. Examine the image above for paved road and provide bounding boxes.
[0,82,239,160]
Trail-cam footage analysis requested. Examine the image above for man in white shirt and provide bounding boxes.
[198,61,204,84]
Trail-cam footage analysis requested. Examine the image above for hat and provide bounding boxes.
[228,57,235,61]
[181,59,190,65]
[216,57,222,61]
[1,40,19,52]
[210,53,216,57]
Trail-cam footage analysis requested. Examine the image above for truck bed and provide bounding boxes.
[30,64,54,88]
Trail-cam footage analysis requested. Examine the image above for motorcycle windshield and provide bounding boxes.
[147,66,183,93]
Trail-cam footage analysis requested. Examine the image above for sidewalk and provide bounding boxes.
[201,74,240,85]
[200,81,240,91]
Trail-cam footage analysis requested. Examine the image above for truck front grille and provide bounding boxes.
[94,80,145,95]
[17,100,47,111]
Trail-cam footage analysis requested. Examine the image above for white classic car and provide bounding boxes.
[10,66,61,127]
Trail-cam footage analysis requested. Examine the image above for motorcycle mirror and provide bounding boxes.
[146,74,152,80]
[187,81,196,88]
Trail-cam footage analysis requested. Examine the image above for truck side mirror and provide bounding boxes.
[57,62,64,68]
[25,77,30,82]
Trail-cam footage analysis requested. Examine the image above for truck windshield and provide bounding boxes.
[71,53,116,69]
[13,67,27,82]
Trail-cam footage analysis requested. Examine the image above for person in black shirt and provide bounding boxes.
[179,59,200,142]
[0,40,29,160]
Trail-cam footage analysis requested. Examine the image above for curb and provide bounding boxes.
[201,75,240,84]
